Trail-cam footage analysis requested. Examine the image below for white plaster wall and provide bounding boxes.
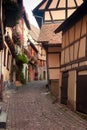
[23,64,28,82]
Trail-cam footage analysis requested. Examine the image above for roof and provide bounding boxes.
[55,1,87,33]
[30,42,38,53]
[38,23,62,44]
[29,24,40,41]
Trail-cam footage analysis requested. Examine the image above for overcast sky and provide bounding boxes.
[23,0,42,28]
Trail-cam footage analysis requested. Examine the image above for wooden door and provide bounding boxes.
[77,74,87,114]
[61,72,68,105]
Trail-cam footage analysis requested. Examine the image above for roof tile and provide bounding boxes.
[38,23,62,44]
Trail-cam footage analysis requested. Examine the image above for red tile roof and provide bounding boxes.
[38,23,62,44]
[29,24,40,41]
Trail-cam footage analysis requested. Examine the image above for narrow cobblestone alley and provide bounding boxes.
[0,81,87,130]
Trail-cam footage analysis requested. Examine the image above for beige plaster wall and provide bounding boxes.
[75,20,81,40]
[62,34,66,48]
[81,15,87,36]
[48,47,61,52]
[49,0,58,9]
[65,31,69,46]
[65,48,69,63]
[74,41,79,60]
[78,70,87,75]
[48,53,60,67]
[69,26,75,43]
[49,68,60,79]
[79,61,87,67]
[78,37,86,58]
[61,50,64,65]
[39,0,48,10]
[68,70,76,110]
[45,0,83,21]
[2,44,12,81]
[50,79,59,98]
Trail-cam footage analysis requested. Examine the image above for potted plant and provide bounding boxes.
[16,53,28,84]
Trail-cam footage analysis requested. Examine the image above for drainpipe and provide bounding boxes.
[33,15,43,27]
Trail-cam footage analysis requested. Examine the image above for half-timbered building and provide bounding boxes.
[33,0,83,98]
[28,25,47,81]
[55,1,87,114]
[38,23,62,97]
[28,41,38,81]
[33,0,83,27]
[0,0,23,90]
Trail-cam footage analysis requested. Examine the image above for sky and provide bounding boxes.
[23,0,42,28]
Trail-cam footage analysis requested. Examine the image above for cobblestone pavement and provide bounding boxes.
[0,80,87,130]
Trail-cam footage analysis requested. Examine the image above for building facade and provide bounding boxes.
[33,0,83,98]
[0,0,23,96]
[55,1,87,114]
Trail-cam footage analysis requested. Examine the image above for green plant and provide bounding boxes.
[16,54,28,64]
[16,54,28,84]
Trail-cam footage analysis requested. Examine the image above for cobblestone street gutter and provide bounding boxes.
[0,80,87,130]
